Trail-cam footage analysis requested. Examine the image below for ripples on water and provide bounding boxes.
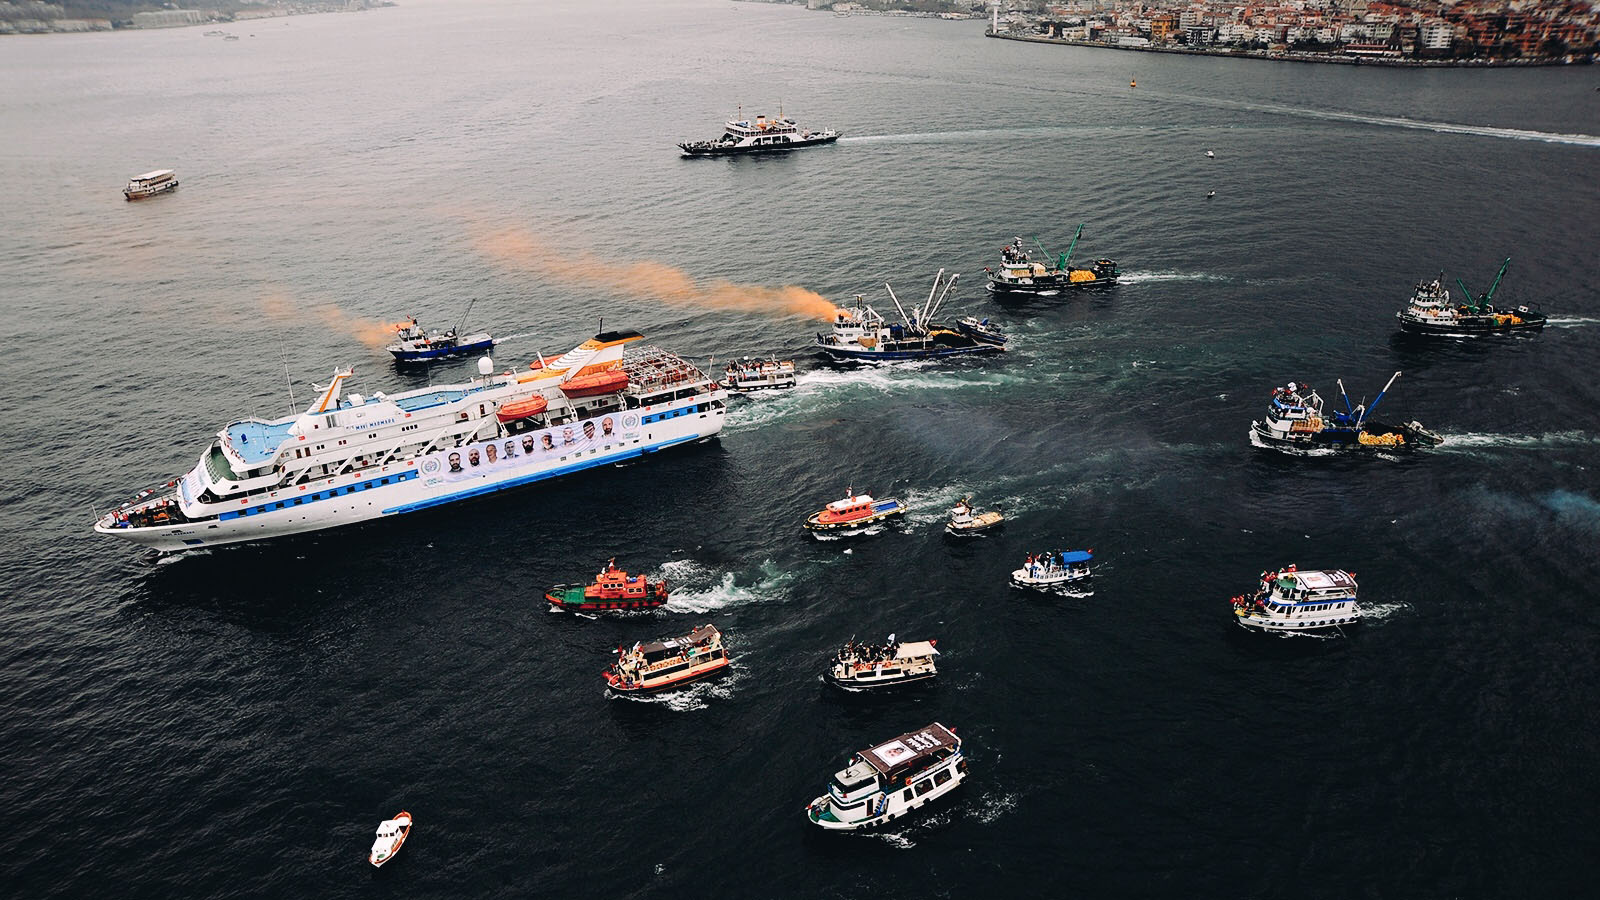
[1,1,1597,898]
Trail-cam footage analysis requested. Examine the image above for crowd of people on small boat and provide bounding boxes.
[836,636,900,665]
[1023,551,1081,579]
[1000,238,1030,265]
[1229,565,1300,610]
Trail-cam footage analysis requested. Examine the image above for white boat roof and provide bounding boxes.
[1290,570,1354,590]
[896,640,938,658]
[133,169,175,180]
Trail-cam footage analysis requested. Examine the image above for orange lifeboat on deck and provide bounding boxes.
[497,395,549,422]
[560,369,629,398]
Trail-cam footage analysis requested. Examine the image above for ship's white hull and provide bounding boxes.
[807,756,966,831]
[96,407,724,552]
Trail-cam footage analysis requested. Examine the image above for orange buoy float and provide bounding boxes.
[496,394,549,422]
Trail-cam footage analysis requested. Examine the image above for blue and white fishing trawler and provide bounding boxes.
[1250,372,1442,456]
[386,300,495,363]
[815,270,1007,362]
[93,330,727,552]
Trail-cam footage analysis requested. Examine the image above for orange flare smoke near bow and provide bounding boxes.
[474,227,838,320]
[261,292,394,349]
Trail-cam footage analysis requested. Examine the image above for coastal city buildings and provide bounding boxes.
[994,0,1600,63]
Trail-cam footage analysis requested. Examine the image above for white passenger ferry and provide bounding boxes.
[678,112,839,156]
[806,722,967,831]
[124,169,178,200]
[93,330,727,552]
[1230,565,1362,634]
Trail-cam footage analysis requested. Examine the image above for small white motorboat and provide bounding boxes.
[946,496,1003,535]
[1011,549,1093,592]
[369,810,413,867]
[1205,150,1215,158]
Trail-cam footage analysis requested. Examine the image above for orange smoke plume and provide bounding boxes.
[473,226,838,320]
[261,292,395,349]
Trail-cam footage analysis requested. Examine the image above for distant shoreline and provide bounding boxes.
[986,30,1591,69]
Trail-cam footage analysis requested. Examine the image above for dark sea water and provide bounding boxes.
[3,1,1599,897]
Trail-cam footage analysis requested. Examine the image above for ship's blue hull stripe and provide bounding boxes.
[381,434,703,515]
[817,346,1004,361]
[218,470,421,521]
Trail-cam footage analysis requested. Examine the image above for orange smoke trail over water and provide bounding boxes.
[261,293,397,349]
[473,227,838,320]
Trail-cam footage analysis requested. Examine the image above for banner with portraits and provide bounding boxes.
[417,412,644,485]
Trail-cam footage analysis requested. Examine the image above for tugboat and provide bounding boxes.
[368,810,413,868]
[946,497,1003,535]
[815,270,1007,361]
[723,357,797,393]
[825,636,939,691]
[545,558,668,612]
[1230,565,1361,634]
[1396,259,1546,337]
[123,169,178,200]
[805,722,967,831]
[604,624,729,694]
[1250,373,1443,456]
[678,110,840,157]
[1011,549,1094,592]
[804,488,907,534]
[386,300,495,363]
[984,226,1119,296]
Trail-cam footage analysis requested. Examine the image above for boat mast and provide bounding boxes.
[452,297,478,335]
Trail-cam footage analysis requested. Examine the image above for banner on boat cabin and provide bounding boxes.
[417,413,643,485]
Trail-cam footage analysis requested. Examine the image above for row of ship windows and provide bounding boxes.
[220,471,417,520]
[642,404,702,425]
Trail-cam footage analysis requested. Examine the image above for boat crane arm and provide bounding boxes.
[452,298,478,336]
[1059,224,1085,270]
[884,283,913,329]
[1483,257,1511,307]
[925,271,960,324]
[1454,276,1480,313]
[1359,371,1402,426]
[1337,378,1355,416]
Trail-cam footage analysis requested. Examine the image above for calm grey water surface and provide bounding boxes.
[3,1,1599,898]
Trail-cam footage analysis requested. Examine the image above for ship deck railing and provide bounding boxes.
[623,346,708,391]
[223,418,296,465]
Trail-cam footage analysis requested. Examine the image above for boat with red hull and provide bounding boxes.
[546,559,667,611]
[605,625,729,694]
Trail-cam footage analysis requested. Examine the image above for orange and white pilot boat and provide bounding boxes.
[368,810,412,867]
[546,558,668,611]
[803,488,906,534]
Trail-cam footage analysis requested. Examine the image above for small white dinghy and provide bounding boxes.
[1011,549,1094,592]
[369,810,413,867]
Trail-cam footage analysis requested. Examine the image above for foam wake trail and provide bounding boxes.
[657,559,794,612]
[1439,430,1600,451]
[1174,93,1600,147]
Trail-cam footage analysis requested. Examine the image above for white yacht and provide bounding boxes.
[93,330,727,552]
[723,358,796,393]
[1231,566,1362,634]
[806,723,967,831]
[368,810,412,867]
[825,637,939,691]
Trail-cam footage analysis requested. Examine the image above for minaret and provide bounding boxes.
[991,3,998,34]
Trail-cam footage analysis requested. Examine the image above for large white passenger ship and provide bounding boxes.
[94,330,726,552]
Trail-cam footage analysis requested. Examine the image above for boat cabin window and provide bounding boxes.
[934,769,952,786]
[902,789,914,802]
[914,779,934,797]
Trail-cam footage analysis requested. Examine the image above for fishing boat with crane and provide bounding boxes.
[815,270,1007,361]
[1396,258,1546,337]
[1250,373,1442,456]
[985,225,1120,296]
[92,329,727,553]
[386,299,496,363]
